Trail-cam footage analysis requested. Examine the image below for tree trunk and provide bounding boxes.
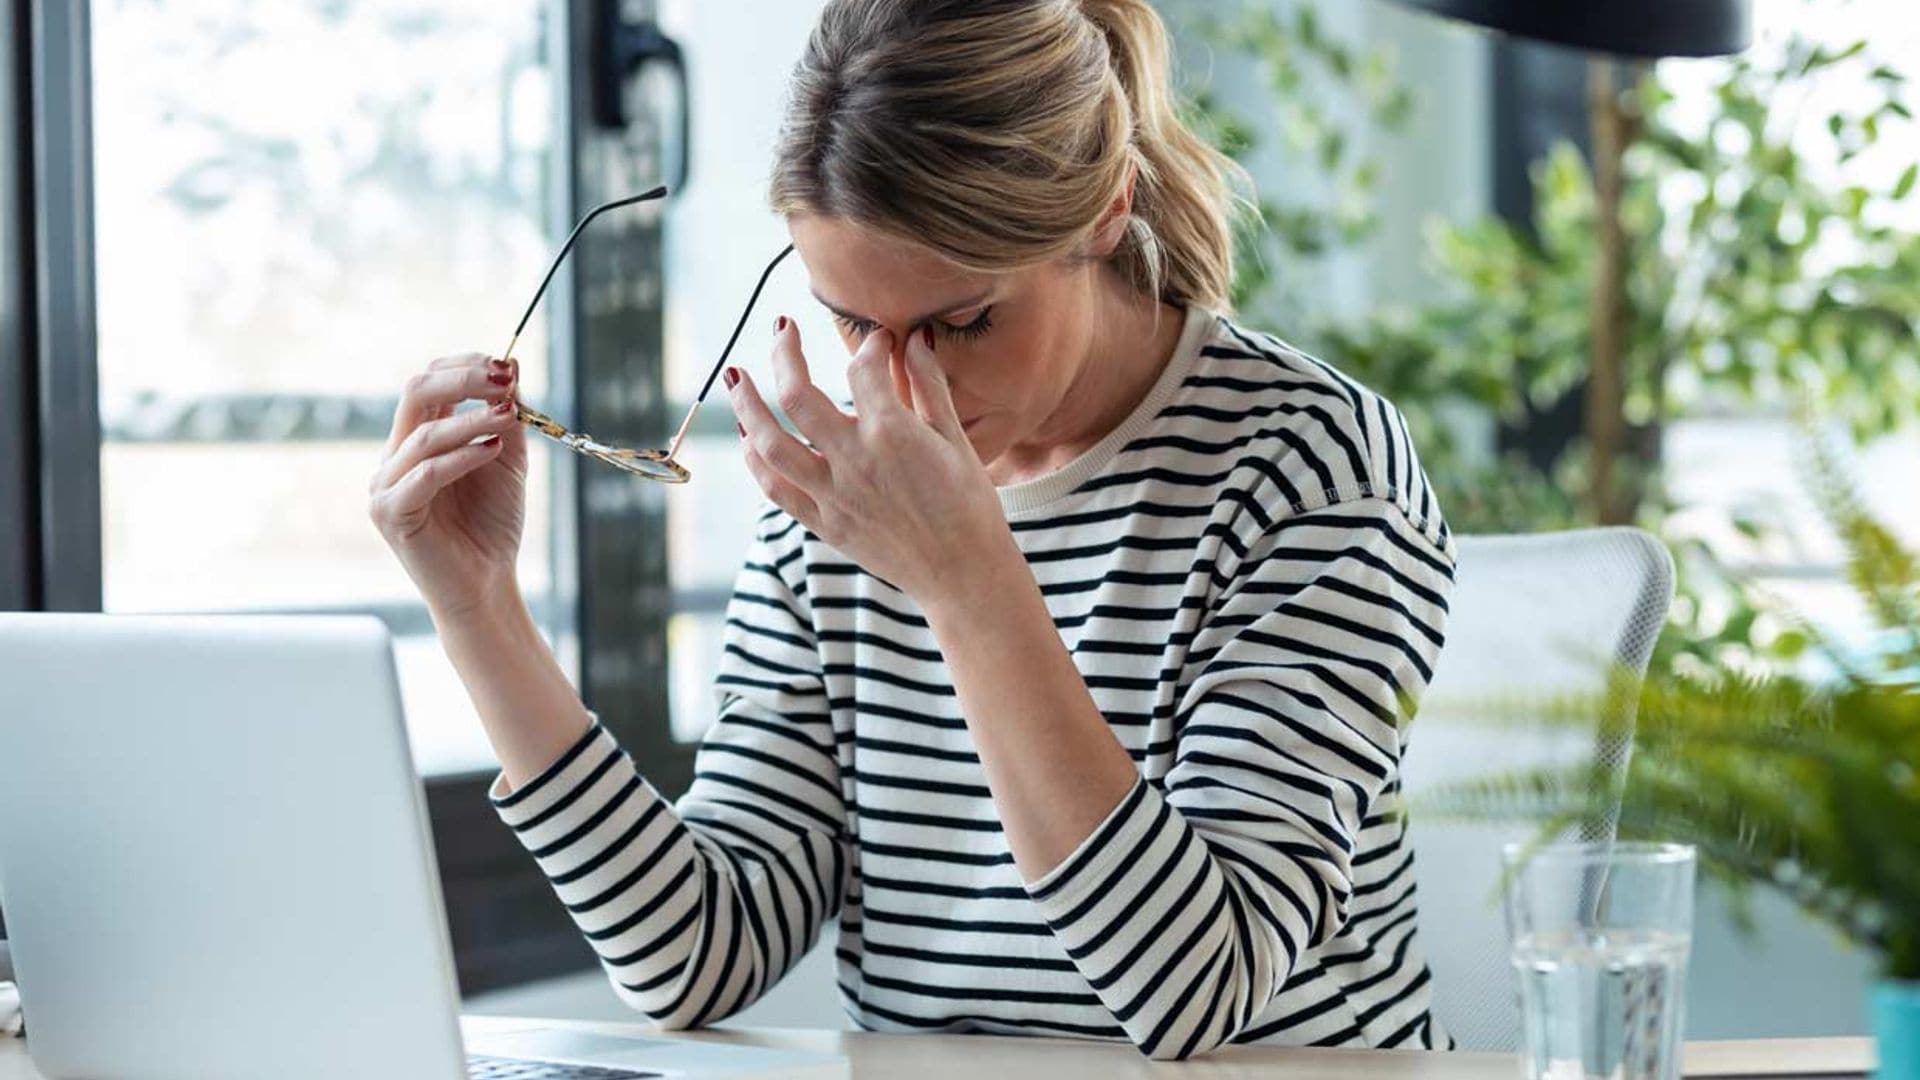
[1586,59,1645,526]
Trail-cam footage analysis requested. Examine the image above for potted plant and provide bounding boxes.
[1419,438,1919,1074]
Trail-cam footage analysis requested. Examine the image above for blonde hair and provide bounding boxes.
[769,0,1249,315]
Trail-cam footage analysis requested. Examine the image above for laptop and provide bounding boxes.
[0,612,846,1080]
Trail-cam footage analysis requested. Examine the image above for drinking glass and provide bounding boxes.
[1503,841,1697,1080]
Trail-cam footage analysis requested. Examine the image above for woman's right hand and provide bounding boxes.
[368,353,529,622]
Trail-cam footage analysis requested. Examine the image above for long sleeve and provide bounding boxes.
[1020,496,1454,1059]
[489,508,848,1028]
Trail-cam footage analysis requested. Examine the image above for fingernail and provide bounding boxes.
[921,325,935,351]
[736,421,746,438]
[488,370,512,386]
[724,367,740,389]
[489,358,510,372]
[479,433,502,447]
[492,398,514,414]
[774,315,789,333]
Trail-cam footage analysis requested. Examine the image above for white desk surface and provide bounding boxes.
[0,1014,1876,1078]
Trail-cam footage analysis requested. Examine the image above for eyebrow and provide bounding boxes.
[809,288,993,328]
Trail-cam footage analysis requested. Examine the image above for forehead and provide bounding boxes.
[789,214,998,320]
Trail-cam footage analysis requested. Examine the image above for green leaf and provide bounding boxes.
[1320,128,1348,170]
[1327,45,1353,80]
[1770,630,1811,660]
[1294,4,1321,49]
[1897,164,1919,201]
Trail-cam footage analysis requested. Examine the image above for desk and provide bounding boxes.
[0,1016,1876,1078]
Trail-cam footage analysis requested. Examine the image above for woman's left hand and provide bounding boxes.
[728,319,1016,607]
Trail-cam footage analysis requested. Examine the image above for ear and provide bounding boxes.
[1088,162,1138,258]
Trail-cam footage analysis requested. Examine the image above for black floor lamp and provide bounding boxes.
[1382,0,1753,524]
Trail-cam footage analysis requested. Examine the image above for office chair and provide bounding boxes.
[1400,527,1675,1050]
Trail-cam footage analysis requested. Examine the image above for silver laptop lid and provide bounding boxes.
[0,612,467,1080]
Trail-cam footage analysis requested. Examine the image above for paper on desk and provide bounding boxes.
[0,981,19,1037]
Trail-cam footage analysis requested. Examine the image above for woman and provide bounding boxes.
[369,0,1455,1060]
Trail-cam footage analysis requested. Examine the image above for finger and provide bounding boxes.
[741,440,822,534]
[392,353,503,447]
[429,352,486,371]
[731,367,833,491]
[373,397,523,494]
[845,327,907,425]
[768,317,853,452]
[889,346,916,415]
[386,354,517,457]
[904,324,965,441]
[372,434,507,537]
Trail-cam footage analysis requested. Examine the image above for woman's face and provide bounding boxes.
[787,214,1099,466]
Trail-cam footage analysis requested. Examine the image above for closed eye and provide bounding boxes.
[831,306,995,343]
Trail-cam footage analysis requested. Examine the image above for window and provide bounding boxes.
[656,0,838,744]
[90,0,572,777]
[1657,0,1920,650]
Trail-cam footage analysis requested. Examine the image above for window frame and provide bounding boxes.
[4,0,102,618]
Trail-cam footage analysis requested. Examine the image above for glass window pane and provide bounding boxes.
[660,0,846,411]
[665,436,763,593]
[656,1,835,745]
[99,441,556,612]
[1658,0,1920,638]
[667,611,728,745]
[91,1,568,776]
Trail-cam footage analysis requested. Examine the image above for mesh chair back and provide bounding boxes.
[1401,528,1674,1050]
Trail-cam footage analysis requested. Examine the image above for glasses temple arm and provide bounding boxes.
[501,185,669,363]
[666,242,796,461]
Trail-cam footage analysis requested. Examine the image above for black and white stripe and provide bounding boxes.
[490,307,1458,1059]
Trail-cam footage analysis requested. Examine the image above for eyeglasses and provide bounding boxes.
[500,185,795,484]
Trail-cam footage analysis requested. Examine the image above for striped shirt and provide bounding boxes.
[489,305,1458,1060]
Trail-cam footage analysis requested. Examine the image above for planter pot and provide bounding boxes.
[1875,979,1920,1079]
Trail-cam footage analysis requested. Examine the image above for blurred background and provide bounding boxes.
[2,0,1913,1042]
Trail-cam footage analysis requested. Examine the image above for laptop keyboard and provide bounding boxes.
[467,1054,661,1079]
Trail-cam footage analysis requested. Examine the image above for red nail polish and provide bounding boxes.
[492,398,514,414]
[488,358,510,372]
[724,367,740,389]
[488,370,512,386]
[479,433,502,447]
[774,315,789,333]
[921,325,935,351]
[736,421,746,438]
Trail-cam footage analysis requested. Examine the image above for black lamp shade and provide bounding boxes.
[1390,0,1752,58]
